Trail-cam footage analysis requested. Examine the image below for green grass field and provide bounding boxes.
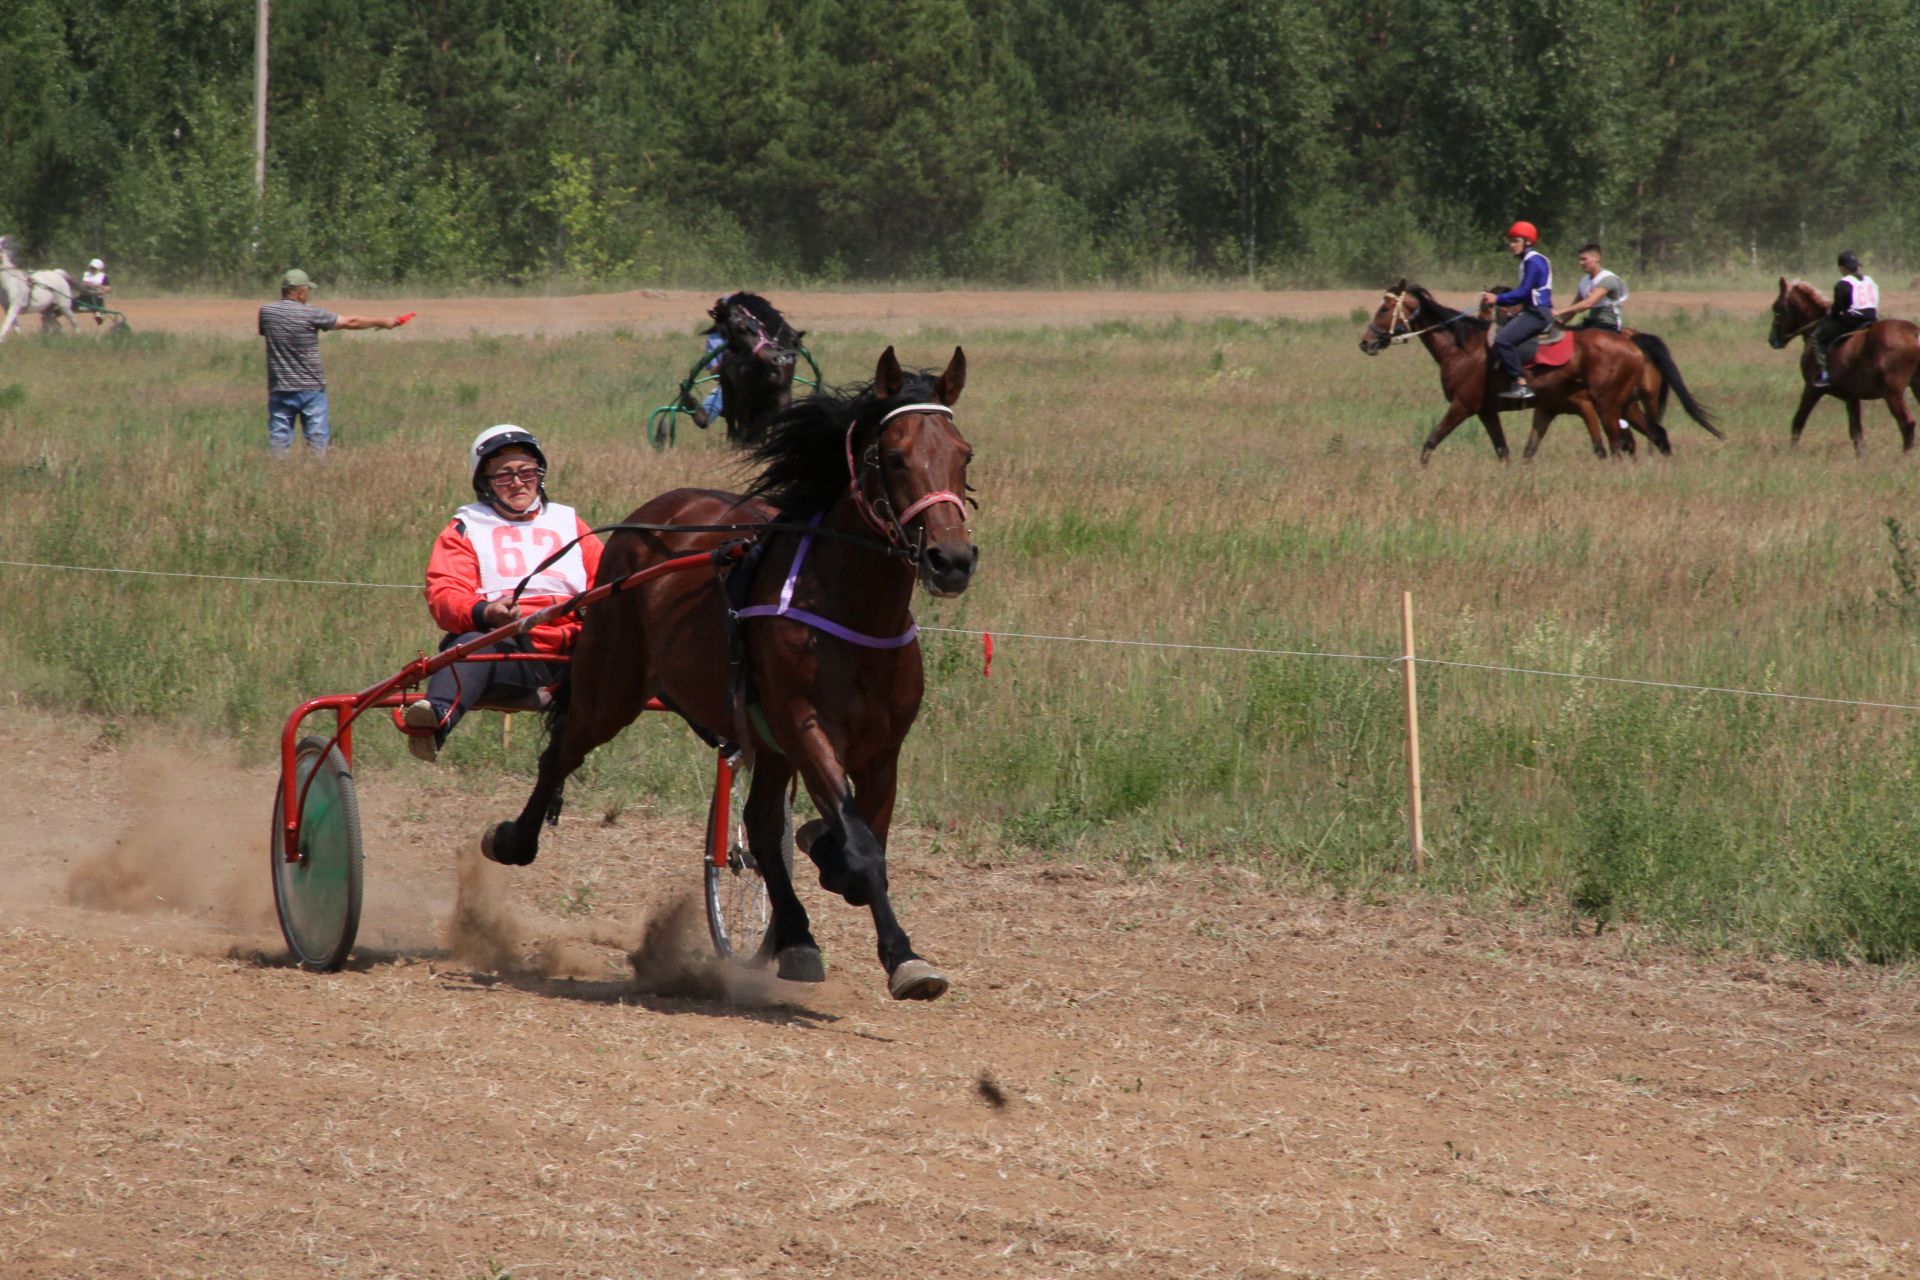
[4,309,1919,961]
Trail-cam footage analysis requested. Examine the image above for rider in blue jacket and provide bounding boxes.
[1480,221,1553,401]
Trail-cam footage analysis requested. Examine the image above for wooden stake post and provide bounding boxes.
[1400,591,1426,873]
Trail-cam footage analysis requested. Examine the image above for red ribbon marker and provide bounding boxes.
[393,311,416,327]
[983,632,993,678]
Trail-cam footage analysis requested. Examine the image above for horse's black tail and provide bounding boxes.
[1632,333,1723,438]
[537,671,573,828]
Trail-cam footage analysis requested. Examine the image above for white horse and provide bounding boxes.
[0,235,78,342]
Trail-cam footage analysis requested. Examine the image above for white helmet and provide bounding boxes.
[468,424,548,503]
[88,258,105,270]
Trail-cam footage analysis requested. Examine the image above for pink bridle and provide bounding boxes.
[845,402,969,551]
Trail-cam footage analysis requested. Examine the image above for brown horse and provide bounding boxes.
[484,347,977,1001]
[1768,278,1920,455]
[1360,281,1714,463]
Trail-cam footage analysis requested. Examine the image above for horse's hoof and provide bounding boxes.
[795,818,829,854]
[888,959,949,1002]
[481,822,535,867]
[776,946,826,983]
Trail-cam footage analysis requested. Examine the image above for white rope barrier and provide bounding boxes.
[0,558,420,591]
[4,557,1915,715]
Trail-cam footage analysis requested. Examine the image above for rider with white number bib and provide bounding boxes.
[1813,250,1879,387]
[406,425,604,762]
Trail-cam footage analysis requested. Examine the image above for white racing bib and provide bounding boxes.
[1849,275,1880,314]
[458,500,590,600]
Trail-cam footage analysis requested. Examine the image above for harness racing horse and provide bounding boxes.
[1768,278,1919,456]
[0,236,78,342]
[1360,281,1712,462]
[704,292,807,446]
[485,346,977,1001]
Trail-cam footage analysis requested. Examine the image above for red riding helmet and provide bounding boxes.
[1506,221,1539,245]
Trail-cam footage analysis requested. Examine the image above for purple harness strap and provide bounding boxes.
[735,513,919,649]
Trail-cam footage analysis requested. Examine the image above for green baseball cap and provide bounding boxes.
[280,268,313,290]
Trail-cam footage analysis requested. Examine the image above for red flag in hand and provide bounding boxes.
[393,311,416,327]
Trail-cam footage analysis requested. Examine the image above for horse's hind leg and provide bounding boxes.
[1886,386,1917,451]
[482,634,654,867]
[1845,397,1867,458]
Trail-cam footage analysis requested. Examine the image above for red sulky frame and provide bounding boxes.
[275,546,744,871]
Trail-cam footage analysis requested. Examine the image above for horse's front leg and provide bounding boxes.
[0,301,22,343]
[1522,404,1554,461]
[791,740,946,1000]
[1788,382,1824,446]
[741,756,826,982]
[1420,401,1478,465]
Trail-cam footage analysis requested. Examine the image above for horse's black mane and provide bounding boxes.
[743,371,943,517]
[1405,283,1489,337]
[708,290,798,346]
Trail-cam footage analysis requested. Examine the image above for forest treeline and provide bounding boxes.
[3,0,1917,288]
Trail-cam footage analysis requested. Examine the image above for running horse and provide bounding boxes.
[1360,281,1716,462]
[702,292,808,446]
[486,346,976,1001]
[1768,278,1919,456]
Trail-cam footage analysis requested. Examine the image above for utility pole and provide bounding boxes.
[254,0,269,199]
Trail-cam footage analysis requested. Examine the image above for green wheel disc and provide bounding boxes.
[270,736,364,971]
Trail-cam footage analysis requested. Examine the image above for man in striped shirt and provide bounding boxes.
[258,268,408,456]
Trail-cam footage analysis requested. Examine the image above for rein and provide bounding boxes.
[1369,293,1481,346]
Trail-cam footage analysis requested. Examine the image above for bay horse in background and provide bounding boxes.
[1768,278,1919,456]
[1360,281,1716,463]
[486,346,977,1001]
[701,292,807,446]
[0,235,78,342]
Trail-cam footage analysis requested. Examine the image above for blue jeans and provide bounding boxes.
[268,389,330,456]
[1493,308,1551,382]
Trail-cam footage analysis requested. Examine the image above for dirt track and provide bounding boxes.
[8,286,1920,1276]
[107,286,1820,340]
[3,703,1917,1278]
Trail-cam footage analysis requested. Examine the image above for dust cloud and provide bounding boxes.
[64,750,275,933]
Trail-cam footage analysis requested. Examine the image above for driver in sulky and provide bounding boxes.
[404,425,604,762]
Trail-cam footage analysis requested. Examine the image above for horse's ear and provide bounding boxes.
[935,347,966,406]
[874,346,904,399]
[1777,276,1789,294]
[1392,277,1407,293]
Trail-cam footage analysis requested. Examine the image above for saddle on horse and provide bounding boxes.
[1514,323,1575,370]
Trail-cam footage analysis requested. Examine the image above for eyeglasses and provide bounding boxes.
[486,466,543,488]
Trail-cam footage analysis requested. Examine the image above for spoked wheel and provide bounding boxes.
[270,735,364,972]
[703,756,791,960]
